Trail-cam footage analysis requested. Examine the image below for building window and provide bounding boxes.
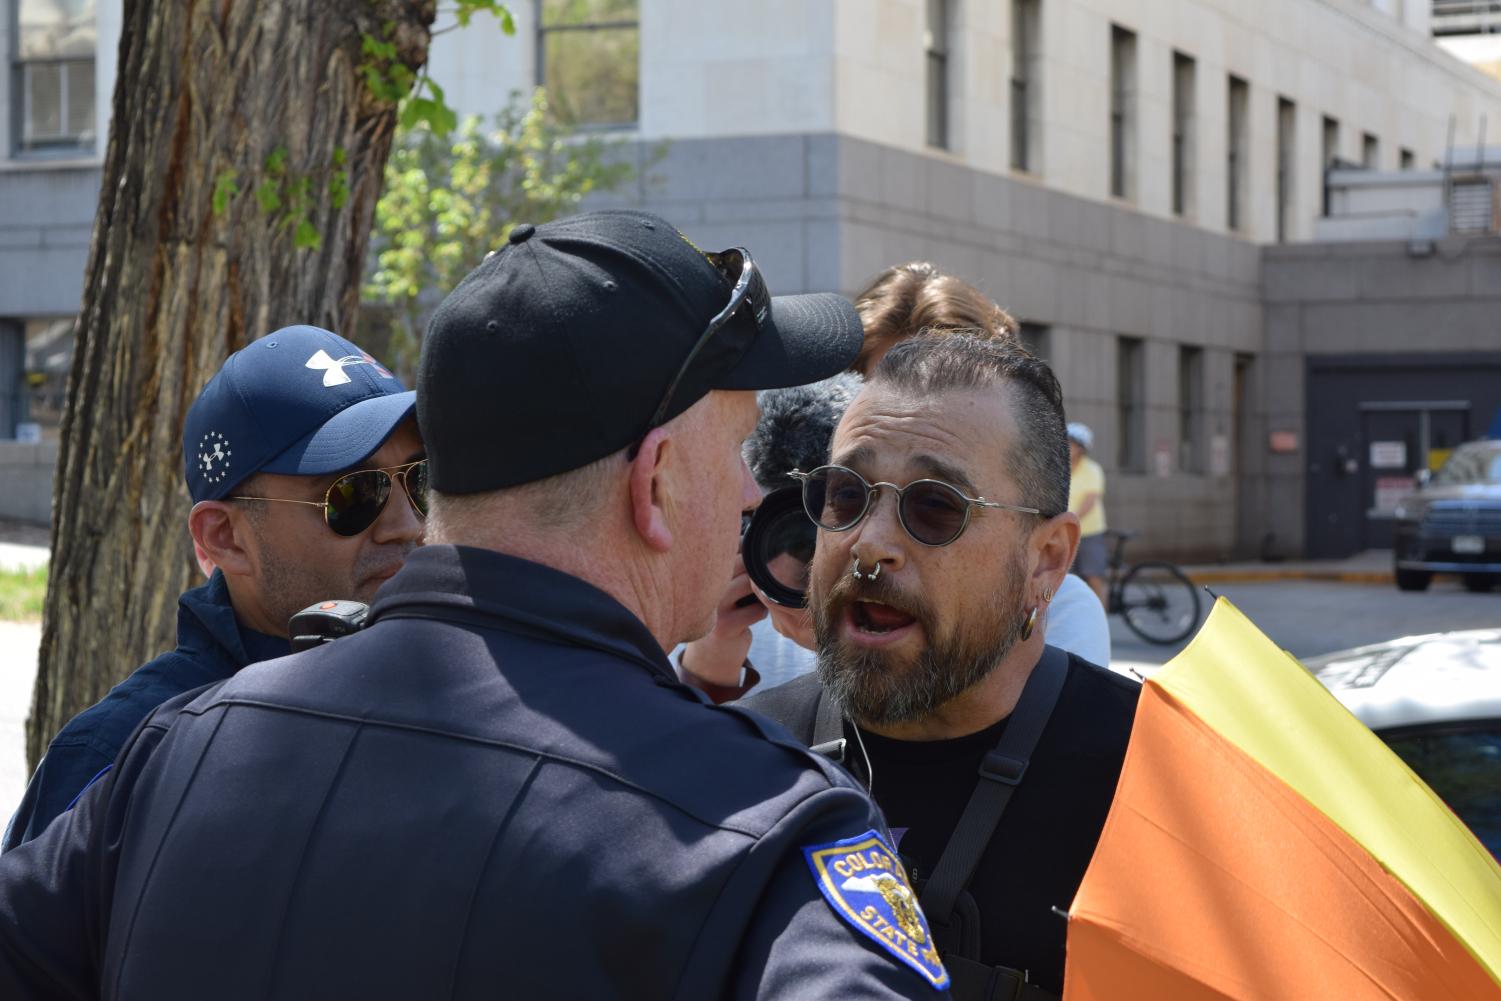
[1226,75,1248,232]
[1117,336,1145,473]
[1321,115,1340,216]
[1178,346,1204,474]
[1400,147,1415,170]
[1171,51,1196,217]
[537,0,640,129]
[1109,25,1136,200]
[1010,0,1041,172]
[1018,322,1050,361]
[1276,97,1295,242]
[926,0,951,150]
[13,0,97,155]
[1362,131,1380,169]
[20,318,72,441]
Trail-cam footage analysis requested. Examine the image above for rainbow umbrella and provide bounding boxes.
[1065,598,1501,1000]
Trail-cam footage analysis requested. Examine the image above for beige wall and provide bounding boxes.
[825,0,1501,242]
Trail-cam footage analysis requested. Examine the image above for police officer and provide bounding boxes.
[4,325,422,850]
[0,212,950,1000]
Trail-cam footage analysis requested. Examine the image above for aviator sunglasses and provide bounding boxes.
[790,464,1045,548]
[231,459,428,537]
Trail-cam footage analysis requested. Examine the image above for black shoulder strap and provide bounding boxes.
[808,685,847,763]
[918,645,1070,926]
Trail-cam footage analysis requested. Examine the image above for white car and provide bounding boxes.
[1303,630,1501,857]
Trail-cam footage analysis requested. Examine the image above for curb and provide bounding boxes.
[1185,570,1394,585]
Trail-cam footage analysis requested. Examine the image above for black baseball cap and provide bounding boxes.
[419,210,863,493]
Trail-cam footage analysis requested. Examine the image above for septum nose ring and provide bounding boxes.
[850,556,881,582]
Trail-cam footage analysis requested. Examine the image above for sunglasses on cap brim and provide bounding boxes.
[231,459,428,537]
[629,247,771,458]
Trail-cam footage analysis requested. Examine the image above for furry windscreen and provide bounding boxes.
[743,373,864,493]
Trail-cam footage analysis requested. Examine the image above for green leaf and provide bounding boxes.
[294,219,322,251]
[332,146,347,168]
[265,147,288,175]
[255,179,282,215]
[211,169,239,216]
[499,5,516,35]
[329,170,351,210]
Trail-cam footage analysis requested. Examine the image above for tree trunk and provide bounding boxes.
[28,0,436,769]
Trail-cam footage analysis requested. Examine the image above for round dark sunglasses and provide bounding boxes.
[790,464,1042,548]
[231,459,428,537]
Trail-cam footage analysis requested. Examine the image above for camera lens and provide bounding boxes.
[742,486,816,608]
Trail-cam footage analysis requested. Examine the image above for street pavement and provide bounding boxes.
[1110,575,1501,676]
[1,561,1497,834]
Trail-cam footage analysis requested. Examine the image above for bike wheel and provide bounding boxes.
[1119,562,1201,645]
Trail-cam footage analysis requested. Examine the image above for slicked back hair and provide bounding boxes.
[869,333,1070,520]
[853,261,1019,374]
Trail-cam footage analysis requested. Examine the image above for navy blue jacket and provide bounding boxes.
[0,546,947,1000]
[2,571,287,851]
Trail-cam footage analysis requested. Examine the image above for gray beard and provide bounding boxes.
[812,555,1030,726]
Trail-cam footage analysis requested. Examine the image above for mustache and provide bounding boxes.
[818,567,931,625]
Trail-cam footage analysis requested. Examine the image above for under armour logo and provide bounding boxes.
[198,431,232,484]
[305,349,393,388]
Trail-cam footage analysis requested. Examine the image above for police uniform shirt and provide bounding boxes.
[0,545,949,1000]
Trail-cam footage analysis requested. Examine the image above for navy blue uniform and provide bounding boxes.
[3,570,286,851]
[0,546,946,999]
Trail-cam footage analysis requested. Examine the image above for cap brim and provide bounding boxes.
[260,390,417,476]
[715,293,863,392]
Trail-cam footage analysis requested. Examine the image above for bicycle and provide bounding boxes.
[1098,530,1201,645]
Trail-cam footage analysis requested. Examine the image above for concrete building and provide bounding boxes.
[3,0,1501,562]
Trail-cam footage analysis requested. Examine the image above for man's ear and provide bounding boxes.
[188,501,256,579]
[628,428,675,554]
[1030,511,1081,598]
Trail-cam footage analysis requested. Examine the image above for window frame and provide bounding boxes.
[1171,51,1196,218]
[1117,335,1145,473]
[534,0,642,131]
[11,0,99,158]
[925,0,951,150]
[1109,24,1137,201]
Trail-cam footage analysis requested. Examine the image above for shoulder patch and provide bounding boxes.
[803,829,949,990]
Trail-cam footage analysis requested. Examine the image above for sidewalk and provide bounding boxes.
[0,517,49,572]
[1180,549,1394,585]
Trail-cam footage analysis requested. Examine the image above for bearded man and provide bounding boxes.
[742,334,1140,1001]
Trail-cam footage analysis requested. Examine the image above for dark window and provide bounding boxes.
[1322,115,1340,215]
[13,0,97,155]
[1109,25,1136,200]
[1363,131,1380,169]
[1178,346,1204,473]
[1381,721,1501,858]
[1171,52,1195,217]
[1276,97,1295,242]
[537,0,640,128]
[1400,147,1415,170]
[926,0,950,150]
[1227,75,1248,231]
[1117,336,1145,472]
[1018,322,1050,362]
[1011,0,1041,172]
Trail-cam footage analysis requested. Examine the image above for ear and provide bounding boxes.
[189,501,257,579]
[627,428,674,553]
[1029,511,1080,600]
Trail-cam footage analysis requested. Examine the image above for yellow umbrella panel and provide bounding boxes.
[1065,598,1501,1000]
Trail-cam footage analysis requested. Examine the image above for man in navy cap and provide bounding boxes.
[0,212,946,1000]
[2,325,422,850]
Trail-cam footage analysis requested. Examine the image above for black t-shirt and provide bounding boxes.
[742,653,1139,995]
